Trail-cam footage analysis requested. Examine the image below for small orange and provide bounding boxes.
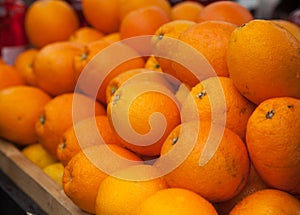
[229,189,300,214]
[180,76,256,140]
[0,86,51,145]
[81,0,120,34]
[107,77,181,156]
[157,120,250,202]
[171,1,204,21]
[272,19,300,41]
[14,48,39,86]
[135,188,218,215]
[69,26,104,44]
[32,41,83,96]
[63,144,142,213]
[95,164,168,215]
[144,55,162,72]
[101,32,121,44]
[120,6,170,40]
[0,64,25,90]
[197,1,254,26]
[24,0,79,48]
[57,115,124,166]
[177,20,237,79]
[119,0,172,20]
[227,19,300,104]
[35,92,106,158]
[246,97,300,195]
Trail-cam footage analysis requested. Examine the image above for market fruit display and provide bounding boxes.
[0,0,300,214]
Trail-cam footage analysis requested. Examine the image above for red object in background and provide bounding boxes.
[0,0,28,64]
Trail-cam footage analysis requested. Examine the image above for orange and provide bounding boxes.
[81,0,120,34]
[246,97,300,195]
[0,64,25,90]
[32,41,83,96]
[177,20,237,79]
[35,92,106,158]
[135,188,218,215]
[107,76,181,156]
[151,19,196,87]
[229,189,300,214]
[75,42,145,105]
[227,19,300,104]
[24,0,79,48]
[95,164,168,215]
[120,6,170,40]
[180,76,256,140]
[63,144,142,213]
[101,32,121,44]
[57,115,124,166]
[0,86,51,145]
[69,26,104,44]
[14,48,39,86]
[171,1,204,22]
[157,120,250,202]
[272,19,300,42]
[215,164,269,215]
[197,1,254,26]
[119,0,172,20]
[144,55,162,72]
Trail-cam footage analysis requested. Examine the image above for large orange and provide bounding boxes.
[0,86,51,145]
[35,92,106,158]
[197,1,254,26]
[57,115,125,166]
[32,41,83,96]
[180,76,256,140]
[177,20,237,79]
[246,97,300,195]
[171,1,204,21]
[63,144,142,214]
[271,19,300,42]
[120,6,170,40]
[24,0,79,48]
[0,64,25,90]
[157,120,250,202]
[107,76,181,156]
[227,19,300,104]
[95,164,168,215]
[81,0,120,34]
[68,26,104,44]
[135,188,217,215]
[229,189,300,214]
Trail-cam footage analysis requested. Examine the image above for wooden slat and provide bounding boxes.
[0,139,91,215]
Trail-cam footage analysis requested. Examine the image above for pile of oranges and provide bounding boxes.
[0,0,300,214]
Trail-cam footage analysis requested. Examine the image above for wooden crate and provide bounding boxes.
[0,139,91,215]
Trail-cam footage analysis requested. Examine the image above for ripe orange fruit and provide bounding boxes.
[14,48,39,86]
[180,76,256,140]
[177,20,237,79]
[120,6,170,40]
[63,144,142,213]
[57,115,124,166]
[24,0,79,48]
[0,86,51,145]
[272,19,300,42]
[246,97,300,195]
[215,164,269,215]
[32,41,83,96]
[135,188,218,215]
[76,42,145,105]
[81,0,120,34]
[197,1,254,26]
[35,92,106,158]
[171,1,204,22]
[95,164,168,215]
[0,64,25,90]
[107,76,181,156]
[227,19,300,104]
[144,55,162,72]
[69,26,104,44]
[119,0,172,20]
[229,189,300,214]
[157,120,250,202]
[101,32,121,43]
